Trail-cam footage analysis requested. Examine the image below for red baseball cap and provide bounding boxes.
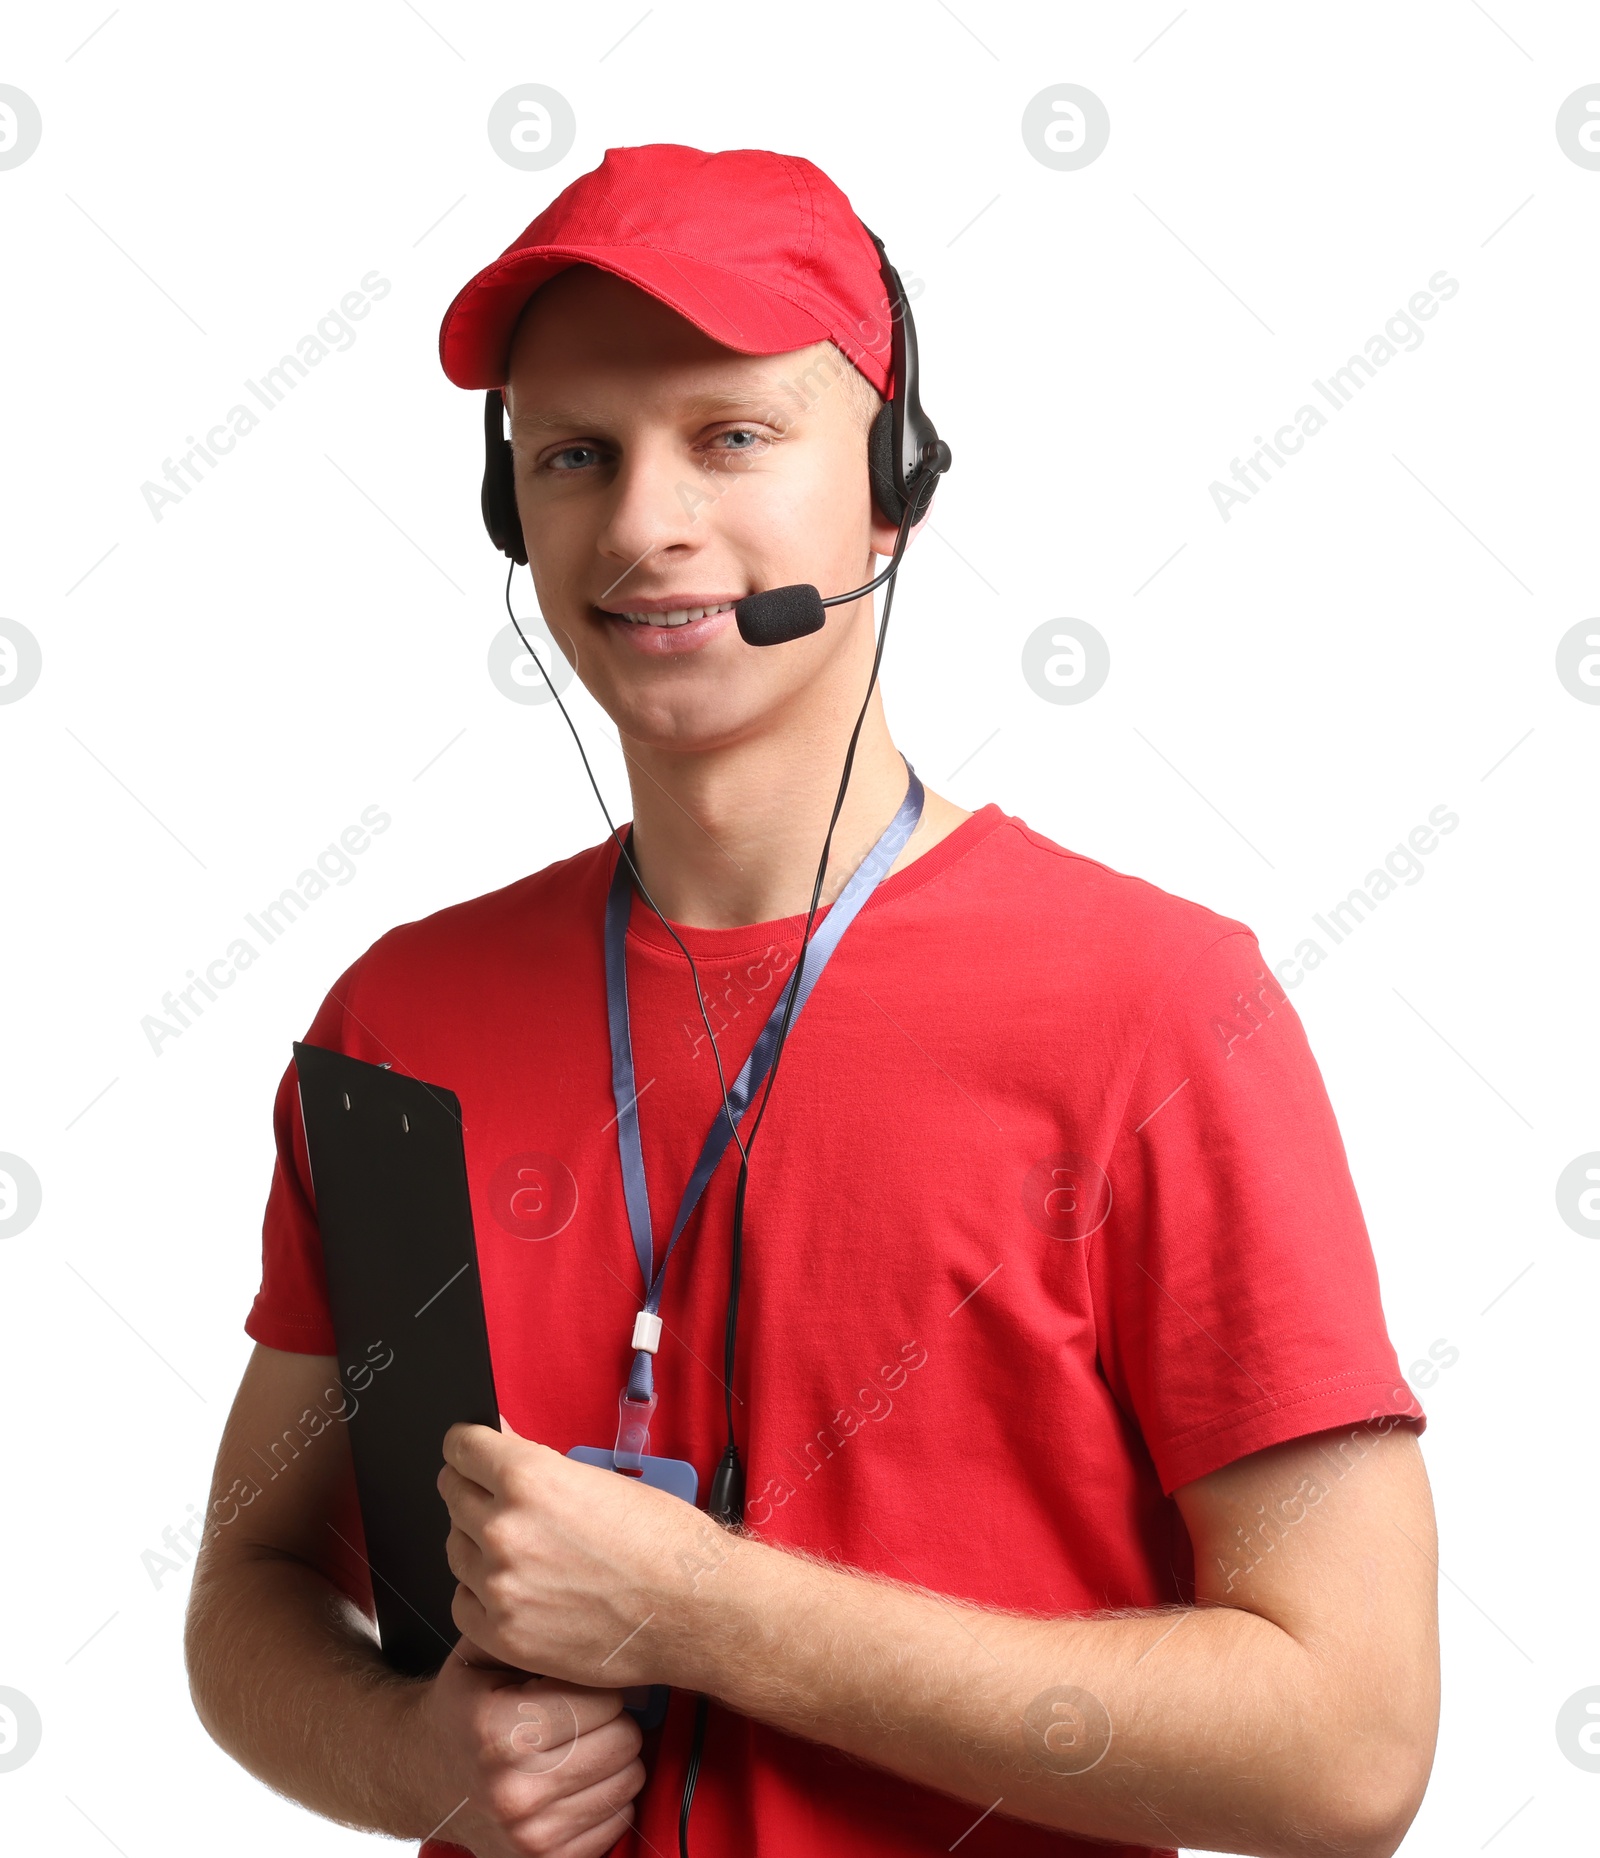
[437,143,895,397]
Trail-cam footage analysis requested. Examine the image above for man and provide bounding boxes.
[186,145,1439,1858]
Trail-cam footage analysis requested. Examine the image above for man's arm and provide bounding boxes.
[185,1344,646,1858]
[442,1418,1439,1858]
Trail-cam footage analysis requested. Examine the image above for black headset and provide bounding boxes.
[478,230,948,578]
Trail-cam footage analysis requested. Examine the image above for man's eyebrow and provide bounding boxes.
[509,407,608,435]
[678,388,794,415]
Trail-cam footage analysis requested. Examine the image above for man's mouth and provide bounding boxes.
[604,599,738,629]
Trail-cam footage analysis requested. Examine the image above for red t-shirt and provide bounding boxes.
[247,804,1422,1858]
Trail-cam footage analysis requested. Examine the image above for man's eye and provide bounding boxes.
[546,444,604,471]
[713,429,764,451]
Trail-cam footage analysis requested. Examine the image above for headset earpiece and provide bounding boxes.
[862,231,947,531]
[867,402,905,526]
[735,234,950,647]
[481,390,528,565]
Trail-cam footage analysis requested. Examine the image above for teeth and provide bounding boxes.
[616,602,735,628]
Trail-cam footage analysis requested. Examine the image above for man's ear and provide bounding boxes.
[867,496,931,561]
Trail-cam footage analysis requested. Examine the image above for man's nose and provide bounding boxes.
[594,441,710,587]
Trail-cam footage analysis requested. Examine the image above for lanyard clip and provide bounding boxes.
[614,1387,658,1473]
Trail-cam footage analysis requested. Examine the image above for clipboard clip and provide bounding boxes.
[613,1388,658,1473]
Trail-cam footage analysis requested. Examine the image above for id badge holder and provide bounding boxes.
[567,1392,698,1731]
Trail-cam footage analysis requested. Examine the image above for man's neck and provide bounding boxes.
[619,692,969,929]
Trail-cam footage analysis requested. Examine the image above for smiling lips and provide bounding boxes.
[608,600,737,629]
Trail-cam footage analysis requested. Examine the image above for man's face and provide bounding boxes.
[505,265,899,754]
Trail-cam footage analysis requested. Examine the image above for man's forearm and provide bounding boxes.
[671,1537,1411,1858]
[442,1419,1435,1854]
[185,1546,444,1840]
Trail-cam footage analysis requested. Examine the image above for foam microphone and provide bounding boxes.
[734,438,951,647]
[735,583,827,646]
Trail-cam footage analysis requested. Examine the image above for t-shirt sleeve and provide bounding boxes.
[1088,928,1424,1495]
[242,965,362,1356]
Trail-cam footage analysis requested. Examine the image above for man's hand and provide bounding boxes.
[438,1420,734,1687]
[414,1637,645,1858]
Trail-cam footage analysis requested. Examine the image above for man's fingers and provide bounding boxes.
[557,1803,640,1858]
[507,1707,641,1792]
[438,1461,496,1530]
[480,1712,643,1839]
[551,1681,632,1737]
[441,1419,512,1492]
[504,1751,646,1852]
[491,1678,634,1766]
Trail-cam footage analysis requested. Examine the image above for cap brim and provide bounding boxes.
[438,243,834,389]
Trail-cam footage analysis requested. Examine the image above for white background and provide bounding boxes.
[1,2,1596,1852]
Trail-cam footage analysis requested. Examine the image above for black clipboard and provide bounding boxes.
[293,1041,501,1677]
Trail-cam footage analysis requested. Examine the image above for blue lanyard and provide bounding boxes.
[604,764,925,1427]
